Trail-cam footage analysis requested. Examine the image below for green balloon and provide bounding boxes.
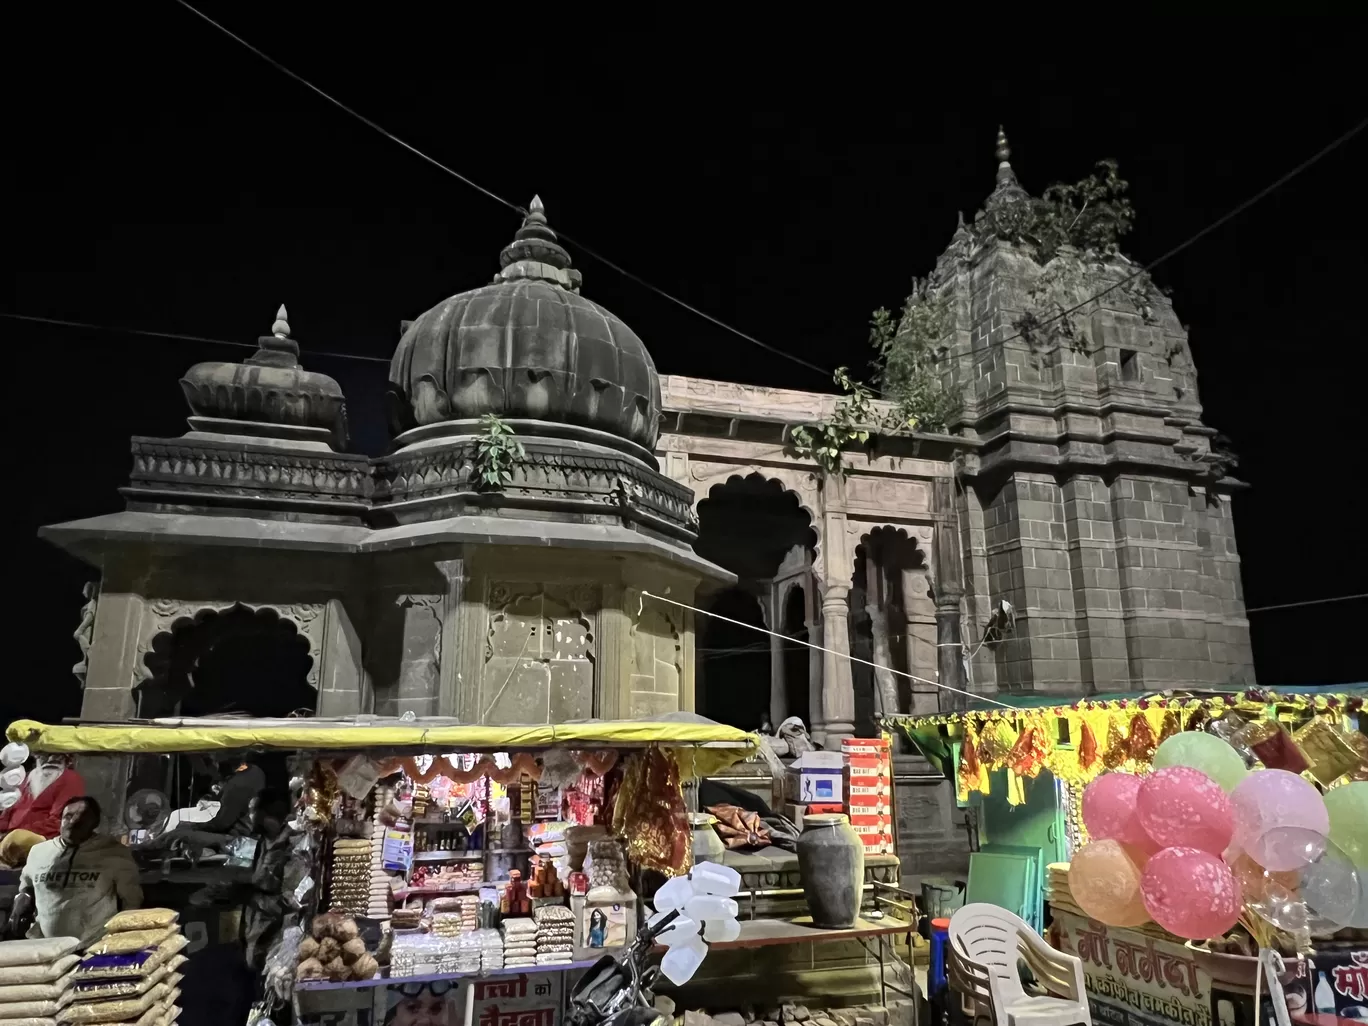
[1325,782,1368,869]
[1152,731,1248,792]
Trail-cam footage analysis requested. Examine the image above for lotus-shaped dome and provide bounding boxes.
[387,198,661,455]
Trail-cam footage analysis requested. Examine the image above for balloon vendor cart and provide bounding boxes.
[885,686,1368,1026]
[6,716,758,1026]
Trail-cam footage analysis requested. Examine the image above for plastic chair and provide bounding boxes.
[947,903,1091,1026]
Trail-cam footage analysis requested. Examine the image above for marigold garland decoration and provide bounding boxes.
[958,722,984,802]
[979,718,1018,765]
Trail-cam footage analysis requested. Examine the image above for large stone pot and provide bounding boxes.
[796,813,864,928]
[689,813,726,865]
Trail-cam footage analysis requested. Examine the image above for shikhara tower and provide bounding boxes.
[937,130,1255,698]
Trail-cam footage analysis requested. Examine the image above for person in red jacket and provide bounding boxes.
[0,754,87,867]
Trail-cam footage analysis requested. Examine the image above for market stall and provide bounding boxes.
[5,716,761,1026]
[892,687,1368,1026]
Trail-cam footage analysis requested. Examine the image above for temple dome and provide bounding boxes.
[180,306,348,449]
[387,197,662,456]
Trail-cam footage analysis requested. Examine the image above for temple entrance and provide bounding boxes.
[137,604,315,719]
[131,604,313,803]
[849,527,934,733]
[693,474,817,731]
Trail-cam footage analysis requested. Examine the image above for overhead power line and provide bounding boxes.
[170,0,835,382]
[0,312,391,364]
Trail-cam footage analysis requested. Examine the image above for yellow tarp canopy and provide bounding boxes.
[6,719,759,777]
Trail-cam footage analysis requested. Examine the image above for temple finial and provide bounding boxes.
[525,195,546,227]
[272,304,290,338]
[995,126,1011,165]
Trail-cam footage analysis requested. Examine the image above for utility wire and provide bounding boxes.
[1245,593,1367,615]
[1,313,392,364]
[170,0,835,381]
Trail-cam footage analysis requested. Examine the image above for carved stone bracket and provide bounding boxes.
[134,599,327,690]
[72,582,99,688]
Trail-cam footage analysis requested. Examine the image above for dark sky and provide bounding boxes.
[10,11,1366,725]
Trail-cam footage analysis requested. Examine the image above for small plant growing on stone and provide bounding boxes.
[473,414,525,490]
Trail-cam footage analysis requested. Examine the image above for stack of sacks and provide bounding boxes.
[472,929,503,972]
[329,839,372,915]
[533,906,574,967]
[62,912,187,1026]
[367,789,392,921]
[500,919,537,969]
[0,936,82,1026]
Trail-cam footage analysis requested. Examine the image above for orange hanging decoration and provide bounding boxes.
[1077,721,1100,773]
[1128,713,1158,763]
[1006,723,1037,776]
[1101,717,1130,769]
[1156,710,1183,746]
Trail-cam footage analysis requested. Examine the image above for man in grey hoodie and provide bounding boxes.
[13,796,143,947]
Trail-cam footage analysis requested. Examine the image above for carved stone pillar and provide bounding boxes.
[435,559,467,718]
[902,566,939,716]
[769,589,787,727]
[806,616,824,744]
[395,594,443,717]
[818,475,856,741]
[932,477,967,712]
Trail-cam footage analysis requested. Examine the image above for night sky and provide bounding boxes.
[10,11,1366,726]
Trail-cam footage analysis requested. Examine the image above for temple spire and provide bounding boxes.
[272,304,290,338]
[984,124,1029,209]
[496,195,581,291]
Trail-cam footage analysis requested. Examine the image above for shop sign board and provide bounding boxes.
[297,970,567,1026]
[1054,909,1214,1026]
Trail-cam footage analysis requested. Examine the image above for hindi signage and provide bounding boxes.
[1054,910,1214,1026]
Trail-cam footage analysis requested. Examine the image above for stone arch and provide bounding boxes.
[136,602,318,719]
[133,599,326,692]
[694,473,819,580]
[687,464,823,574]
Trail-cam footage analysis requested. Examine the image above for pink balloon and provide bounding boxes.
[1136,767,1234,854]
[1231,770,1330,872]
[1140,847,1242,940]
[1082,773,1156,850]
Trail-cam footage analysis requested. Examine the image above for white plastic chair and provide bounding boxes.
[947,903,1092,1026]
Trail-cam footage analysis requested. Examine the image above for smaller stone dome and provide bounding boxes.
[180,306,348,449]
[387,198,661,456]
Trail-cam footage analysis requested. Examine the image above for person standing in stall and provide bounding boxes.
[11,796,142,946]
[143,756,266,853]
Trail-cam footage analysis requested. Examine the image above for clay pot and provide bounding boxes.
[796,814,864,928]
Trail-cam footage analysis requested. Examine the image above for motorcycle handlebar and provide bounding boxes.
[641,907,681,944]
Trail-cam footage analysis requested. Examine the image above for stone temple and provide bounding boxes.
[44,135,1254,871]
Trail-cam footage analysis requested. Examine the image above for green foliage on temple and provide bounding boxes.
[473,414,526,490]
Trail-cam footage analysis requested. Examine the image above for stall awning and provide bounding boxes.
[6,717,760,765]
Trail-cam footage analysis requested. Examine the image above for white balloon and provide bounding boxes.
[0,791,19,811]
[0,767,25,789]
[0,743,29,768]
[660,936,708,986]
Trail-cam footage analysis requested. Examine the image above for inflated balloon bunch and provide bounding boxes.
[648,860,742,985]
[0,742,29,813]
[1068,728,1367,947]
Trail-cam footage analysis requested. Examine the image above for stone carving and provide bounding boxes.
[72,581,98,688]
[127,437,370,513]
[374,441,696,538]
[397,594,444,666]
[134,599,326,690]
[482,584,596,725]
[629,604,683,702]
